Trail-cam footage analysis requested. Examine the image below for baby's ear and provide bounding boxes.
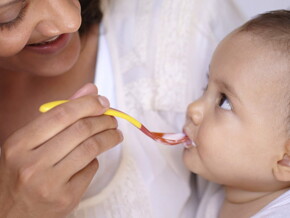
[273,139,290,181]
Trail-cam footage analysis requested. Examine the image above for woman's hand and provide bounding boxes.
[0,84,123,218]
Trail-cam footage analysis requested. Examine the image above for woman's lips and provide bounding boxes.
[25,33,72,55]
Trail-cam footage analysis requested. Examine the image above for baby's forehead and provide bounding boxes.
[233,31,289,76]
[224,31,275,52]
[211,30,289,99]
[218,31,289,71]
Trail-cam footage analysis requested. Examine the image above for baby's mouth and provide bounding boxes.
[26,35,61,46]
[184,140,197,148]
[183,129,197,148]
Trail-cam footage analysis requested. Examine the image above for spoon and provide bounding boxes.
[39,100,190,146]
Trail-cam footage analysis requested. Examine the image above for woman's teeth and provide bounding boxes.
[45,35,60,42]
[28,35,60,46]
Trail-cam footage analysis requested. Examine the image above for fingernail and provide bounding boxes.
[70,83,97,99]
[98,95,110,107]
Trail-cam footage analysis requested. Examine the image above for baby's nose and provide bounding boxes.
[187,98,204,126]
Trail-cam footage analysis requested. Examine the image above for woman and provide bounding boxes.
[0,0,121,217]
[0,0,244,217]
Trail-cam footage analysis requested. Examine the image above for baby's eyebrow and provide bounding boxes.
[216,79,241,103]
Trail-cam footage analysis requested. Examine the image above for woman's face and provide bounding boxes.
[0,0,82,76]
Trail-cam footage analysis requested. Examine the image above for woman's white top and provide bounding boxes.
[68,0,244,217]
[195,181,290,218]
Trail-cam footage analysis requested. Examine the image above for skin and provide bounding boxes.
[183,31,290,217]
[0,0,123,217]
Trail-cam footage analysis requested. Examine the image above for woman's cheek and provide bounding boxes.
[0,32,30,57]
[71,0,81,10]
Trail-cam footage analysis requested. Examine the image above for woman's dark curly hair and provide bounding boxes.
[79,0,102,35]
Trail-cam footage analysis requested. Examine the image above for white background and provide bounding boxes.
[233,0,289,19]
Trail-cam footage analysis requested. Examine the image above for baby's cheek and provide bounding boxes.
[195,128,225,168]
[195,125,213,155]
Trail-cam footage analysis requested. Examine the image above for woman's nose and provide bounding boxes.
[35,0,81,36]
[187,97,204,126]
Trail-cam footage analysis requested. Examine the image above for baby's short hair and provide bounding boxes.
[239,10,290,53]
[239,10,290,135]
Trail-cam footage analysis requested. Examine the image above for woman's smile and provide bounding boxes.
[25,33,72,55]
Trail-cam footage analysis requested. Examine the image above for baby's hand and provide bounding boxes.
[0,84,123,218]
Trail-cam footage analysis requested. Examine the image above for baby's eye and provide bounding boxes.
[218,93,232,110]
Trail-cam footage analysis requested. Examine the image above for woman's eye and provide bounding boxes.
[0,0,26,29]
[218,93,232,111]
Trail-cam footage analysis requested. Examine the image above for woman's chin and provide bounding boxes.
[28,55,80,77]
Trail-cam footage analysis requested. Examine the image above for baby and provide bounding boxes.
[183,10,290,218]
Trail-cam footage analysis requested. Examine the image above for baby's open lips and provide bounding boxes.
[184,139,196,148]
[182,129,197,148]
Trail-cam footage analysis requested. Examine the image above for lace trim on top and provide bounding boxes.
[68,141,153,218]
[116,0,215,113]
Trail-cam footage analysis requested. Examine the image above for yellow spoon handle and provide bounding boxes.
[104,109,141,128]
[39,100,142,128]
[39,100,69,113]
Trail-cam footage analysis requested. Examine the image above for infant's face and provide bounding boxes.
[183,31,289,191]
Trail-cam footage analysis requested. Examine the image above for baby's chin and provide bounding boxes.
[182,147,201,173]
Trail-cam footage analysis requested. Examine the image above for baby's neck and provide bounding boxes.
[219,187,289,218]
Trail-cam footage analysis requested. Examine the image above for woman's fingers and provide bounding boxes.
[65,159,99,207]
[69,83,98,99]
[37,115,118,166]
[3,95,110,152]
[0,83,121,217]
[54,128,123,182]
